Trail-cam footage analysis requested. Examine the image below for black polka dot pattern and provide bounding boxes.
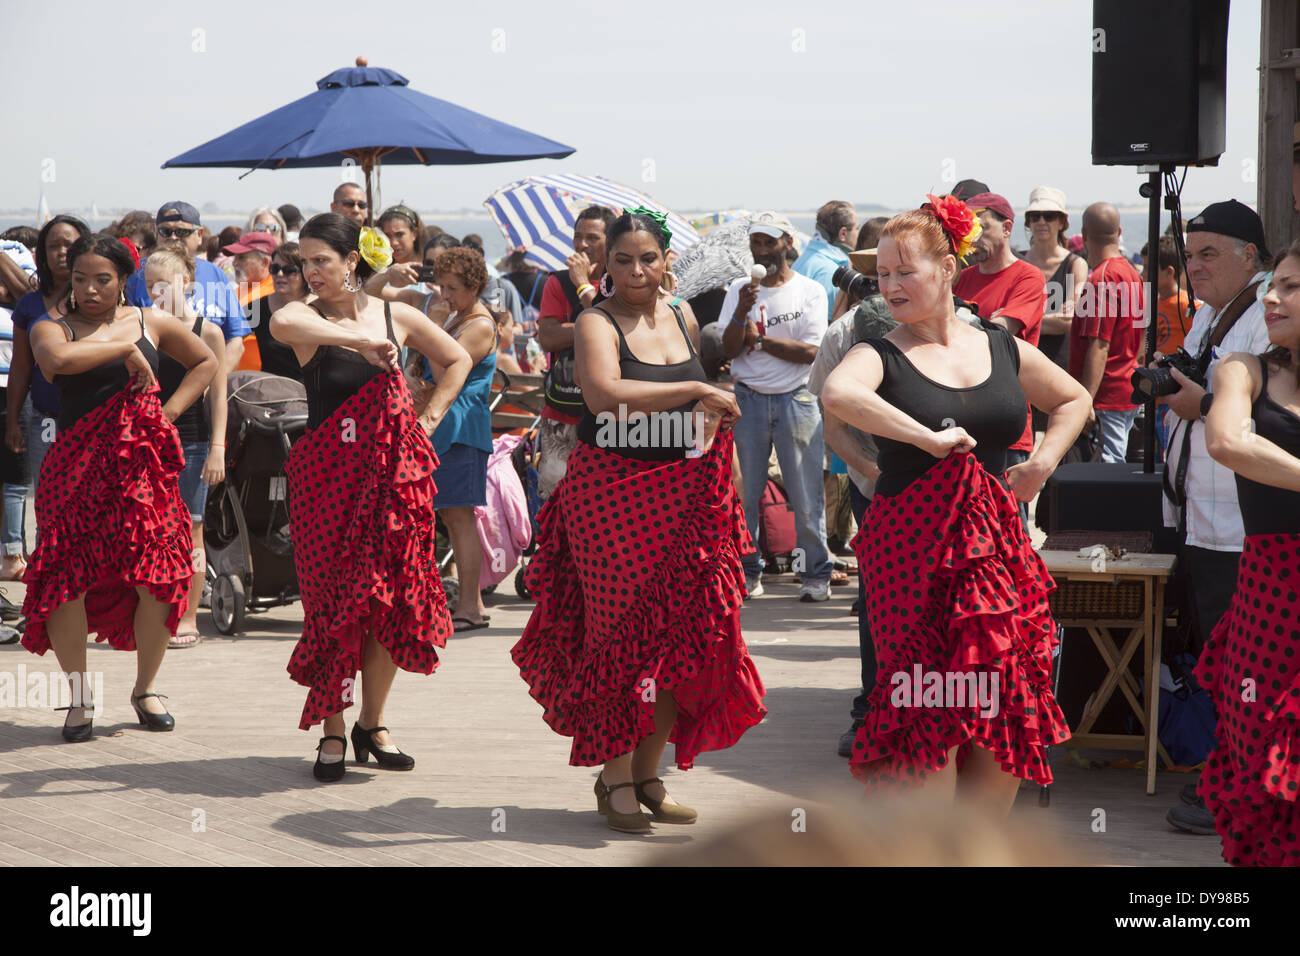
[511,429,766,768]
[1194,533,1300,867]
[284,370,453,730]
[21,384,193,653]
[847,451,1069,792]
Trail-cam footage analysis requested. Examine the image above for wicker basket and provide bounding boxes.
[1041,530,1153,554]
[1043,530,1153,621]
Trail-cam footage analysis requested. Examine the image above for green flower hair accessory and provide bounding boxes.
[623,205,673,250]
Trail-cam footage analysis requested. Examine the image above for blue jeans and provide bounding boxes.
[1096,407,1139,463]
[23,397,54,495]
[1004,448,1031,534]
[178,441,211,522]
[734,382,832,583]
[22,397,55,552]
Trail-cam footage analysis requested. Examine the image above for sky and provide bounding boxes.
[0,0,1264,218]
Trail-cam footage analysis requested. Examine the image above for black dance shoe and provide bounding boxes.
[313,736,348,782]
[55,704,94,743]
[350,723,415,770]
[130,692,175,732]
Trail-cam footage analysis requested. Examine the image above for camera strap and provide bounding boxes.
[1193,279,1262,379]
[1165,279,1262,524]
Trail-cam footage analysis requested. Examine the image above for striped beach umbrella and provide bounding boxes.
[483,174,699,272]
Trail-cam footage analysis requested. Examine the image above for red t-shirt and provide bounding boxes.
[537,274,581,425]
[955,259,1046,451]
[1068,256,1145,411]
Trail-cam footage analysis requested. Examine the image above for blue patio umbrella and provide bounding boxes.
[162,57,575,221]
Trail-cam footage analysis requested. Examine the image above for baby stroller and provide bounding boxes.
[510,421,543,600]
[204,371,308,635]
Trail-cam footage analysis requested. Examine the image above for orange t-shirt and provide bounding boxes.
[1154,290,1198,357]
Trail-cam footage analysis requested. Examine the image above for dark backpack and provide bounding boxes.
[542,272,606,417]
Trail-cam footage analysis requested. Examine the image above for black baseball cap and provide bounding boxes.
[952,179,990,201]
[1186,200,1269,260]
[156,201,202,227]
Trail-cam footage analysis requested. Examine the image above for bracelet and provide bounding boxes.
[576,283,594,299]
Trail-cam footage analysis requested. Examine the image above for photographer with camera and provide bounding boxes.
[1153,200,1272,836]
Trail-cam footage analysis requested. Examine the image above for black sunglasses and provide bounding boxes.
[158,226,198,239]
[269,263,300,277]
[1025,211,1061,223]
[340,200,368,210]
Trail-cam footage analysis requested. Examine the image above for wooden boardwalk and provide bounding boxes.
[0,569,1225,867]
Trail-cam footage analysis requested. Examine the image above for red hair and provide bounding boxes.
[881,208,953,262]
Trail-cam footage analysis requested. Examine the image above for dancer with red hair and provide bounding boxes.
[822,196,1090,811]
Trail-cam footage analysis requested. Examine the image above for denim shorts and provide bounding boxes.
[178,441,211,522]
[429,441,489,509]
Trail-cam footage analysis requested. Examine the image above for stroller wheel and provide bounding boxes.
[514,560,532,601]
[441,576,460,610]
[211,573,247,636]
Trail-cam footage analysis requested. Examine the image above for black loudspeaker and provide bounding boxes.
[1044,461,1182,554]
[1091,0,1229,166]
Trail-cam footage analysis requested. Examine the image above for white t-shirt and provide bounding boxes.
[1161,273,1272,551]
[721,273,828,394]
[0,305,12,389]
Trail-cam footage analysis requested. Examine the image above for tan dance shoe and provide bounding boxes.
[635,777,698,824]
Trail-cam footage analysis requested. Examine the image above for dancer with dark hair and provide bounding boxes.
[513,208,766,834]
[1196,239,1300,866]
[822,196,1090,812]
[23,234,219,741]
[269,213,471,782]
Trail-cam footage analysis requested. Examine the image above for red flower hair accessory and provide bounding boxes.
[118,236,141,270]
[922,194,982,259]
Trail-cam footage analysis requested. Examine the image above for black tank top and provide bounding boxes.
[576,303,709,462]
[251,297,305,382]
[869,320,1027,498]
[157,314,208,444]
[55,308,161,432]
[1236,358,1300,535]
[302,301,398,431]
[1036,252,1077,369]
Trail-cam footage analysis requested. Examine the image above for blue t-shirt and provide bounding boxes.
[126,258,250,339]
[793,235,849,320]
[11,292,62,415]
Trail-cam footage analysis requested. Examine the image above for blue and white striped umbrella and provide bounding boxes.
[483,174,699,272]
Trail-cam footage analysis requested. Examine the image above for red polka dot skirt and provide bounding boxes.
[1194,533,1300,866]
[511,429,766,768]
[21,385,192,654]
[284,371,453,730]
[849,452,1069,790]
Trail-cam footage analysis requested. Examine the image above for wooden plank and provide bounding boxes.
[1039,550,1176,577]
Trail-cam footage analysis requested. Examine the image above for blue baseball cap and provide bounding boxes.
[156,201,202,226]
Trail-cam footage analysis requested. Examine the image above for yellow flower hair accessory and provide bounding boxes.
[358,226,393,271]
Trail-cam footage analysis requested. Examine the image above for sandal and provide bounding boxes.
[168,629,201,649]
[452,616,489,632]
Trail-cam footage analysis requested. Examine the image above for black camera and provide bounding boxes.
[831,264,878,300]
[1130,347,1204,403]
